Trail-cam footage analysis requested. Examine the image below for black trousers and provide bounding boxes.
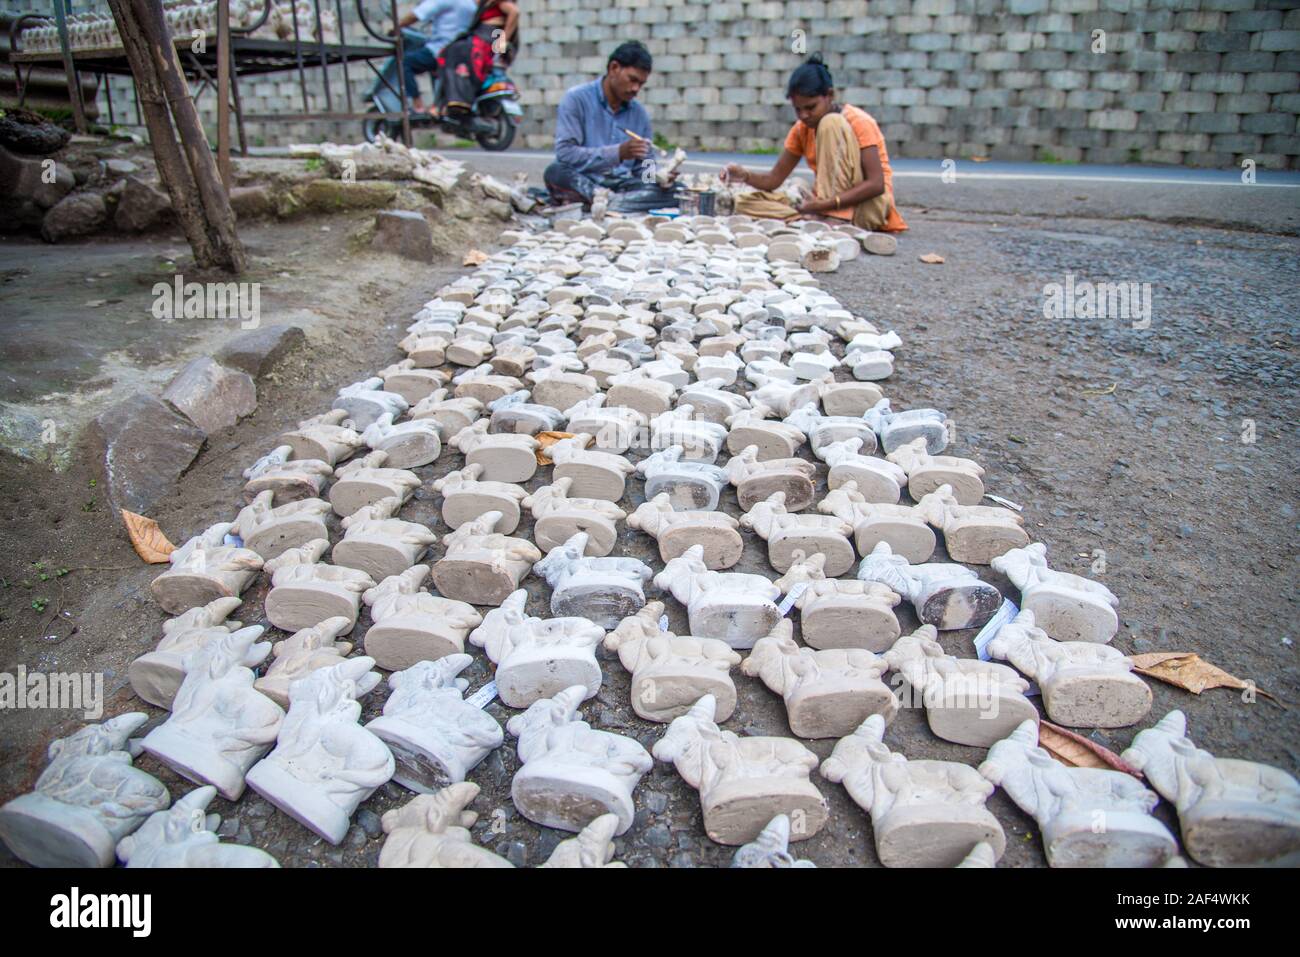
[543,162,680,212]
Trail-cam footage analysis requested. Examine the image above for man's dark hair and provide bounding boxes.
[787,53,834,97]
[608,41,653,72]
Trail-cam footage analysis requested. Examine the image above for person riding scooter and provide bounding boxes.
[434,0,520,118]
[392,0,477,116]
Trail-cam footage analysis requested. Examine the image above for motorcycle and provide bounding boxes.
[363,28,521,151]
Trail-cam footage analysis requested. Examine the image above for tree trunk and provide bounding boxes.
[105,0,218,266]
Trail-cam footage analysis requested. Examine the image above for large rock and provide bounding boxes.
[322,148,414,181]
[371,209,434,262]
[215,324,305,377]
[90,393,206,512]
[230,184,274,220]
[41,191,107,241]
[1,146,74,228]
[162,357,257,434]
[114,176,172,232]
[297,178,397,212]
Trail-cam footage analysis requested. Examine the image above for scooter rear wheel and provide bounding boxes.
[474,101,516,152]
[362,105,397,145]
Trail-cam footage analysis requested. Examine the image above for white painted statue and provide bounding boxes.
[230,490,331,561]
[820,481,936,564]
[150,522,264,615]
[116,786,279,868]
[886,436,985,506]
[359,412,443,469]
[533,532,653,628]
[253,616,354,709]
[655,544,784,648]
[857,541,1002,631]
[741,491,856,576]
[362,565,483,671]
[991,543,1120,644]
[915,484,1029,565]
[863,398,949,455]
[328,450,421,517]
[263,539,376,633]
[332,495,437,583]
[429,510,542,606]
[431,463,529,532]
[280,409,364,466]
[378,782,512,868]
[636,445,728,511]
[522,478,626,556]
[774,551,902,652]
[242,444,333,503]
[130,597,260,709]
[730,815,817,868]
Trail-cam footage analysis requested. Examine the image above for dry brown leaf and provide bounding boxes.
[462,249,490,267]
[121,509,176,564]
[1130,652,1276,701]
[534,431,588,465]
[1038,720,1145,779]
[919,253,945,264]
[970,155,990,163]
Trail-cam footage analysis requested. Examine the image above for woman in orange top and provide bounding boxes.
[725,55,907,242]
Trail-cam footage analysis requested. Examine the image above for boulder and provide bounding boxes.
[371,209,434,262]
[104,158,140,177]
[230,184,274,220]
[162,357,257,434]
[297,178,397,212]
[0,146,74,227]
[41,191,108,241]
[114,176,172,232]
[215,324,305,377]
[89,393,206,512]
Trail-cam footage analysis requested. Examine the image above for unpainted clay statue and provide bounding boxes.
[452,367,524,405]
[130,598,260,709]
[450,419,540,483]
[916,484,1029,565]
[378,359,450,405]
[818,437,908,502]
[242,445,333,503]
[650,405,728,463]
[432,464,528,533]
[446,335,494,368]
[491,342,538,378]
[398,331,449,368]
[844,348,898,382]
[884,625,1038,747]
[488,390,566,435]
[1121,710,1300,868]
[637,445,728,511]
[987,609,1150,728]
[730,815,817,868]
[263,539,375,633]
[359,413,442,469]
[230,490,332,561]
[957,841,998,868]
[743,620,898,738]
[408,388,484,439]
[332,496,437,583]
[539,813,627,868]
[605,602,743,722]
[116,786,279,868]
[141,628,284,800]
[0,714,170,868]
[253,616,354,709]
[979,720,1177,868]
[741,491,856,576]
[525,367,599,412]
[819,480,936,563]
[857,541,1003,631]
[150,522,264,615]
[333,377,409,430]
[864,399,949,455]
[378,783,512,868]
[429,510,542,606]
[366,656,504,792]
[726,445,817,511]
[362,565,483,670]
[654,694,828,845]
[886,437,985,506]
[775,551,902,652]
[507,685,653,834]
[245,657,392,845]
[747,374,824,419]
[627,493,743,569]
[533,532,653,628]
[281,409,364,466]
[991,543,1119,644]
[655,544,783,648]
[820,381,886,417]
[563,395,646,454]
[522,478,626,556]
[605,370,677,417]
[677,378,749,425]
[469,590,604,707]
[785,402,879,456]
[789,350,840,381]
[724,405,807,461]
[821,715,1006,868]
[328,450,420,517]
[548,433,636,501]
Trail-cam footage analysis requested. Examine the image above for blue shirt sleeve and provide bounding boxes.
[554,88,622,174]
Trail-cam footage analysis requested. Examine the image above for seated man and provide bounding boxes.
[724,54,907,253]
[395,0,478,115]
[544,41,677,212]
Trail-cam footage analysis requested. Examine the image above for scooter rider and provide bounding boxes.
[393,0,477,116]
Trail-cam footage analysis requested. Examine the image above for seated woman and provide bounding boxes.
[724,54,906,253]
[435,0,520,116]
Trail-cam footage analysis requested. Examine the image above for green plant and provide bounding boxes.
[31,598,48,612]
[749,146,780,155]
[305,156,323,172]
[81,498,96,512]
[1037,149,1078,165]
[652,132,677,152]
[453,138,476,149]
[1127,147,1142,163]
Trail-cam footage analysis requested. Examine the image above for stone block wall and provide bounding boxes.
[4,0,1297,167]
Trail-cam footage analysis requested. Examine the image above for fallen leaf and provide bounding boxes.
[121,509,176,564]
[919,253,945,264]
[1081,382,1117,396]
[462,248,490,267]
[1038,721,1144,779]
[970,155,990,163]
[1130,652,1277,702]
[534,431,589,465]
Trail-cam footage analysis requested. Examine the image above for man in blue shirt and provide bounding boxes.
[396,0,477,115]
[544,41,677,211]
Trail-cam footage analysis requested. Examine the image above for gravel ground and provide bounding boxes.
[1,203,1296,869]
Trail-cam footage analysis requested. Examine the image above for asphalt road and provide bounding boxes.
[465,148,1300,235]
